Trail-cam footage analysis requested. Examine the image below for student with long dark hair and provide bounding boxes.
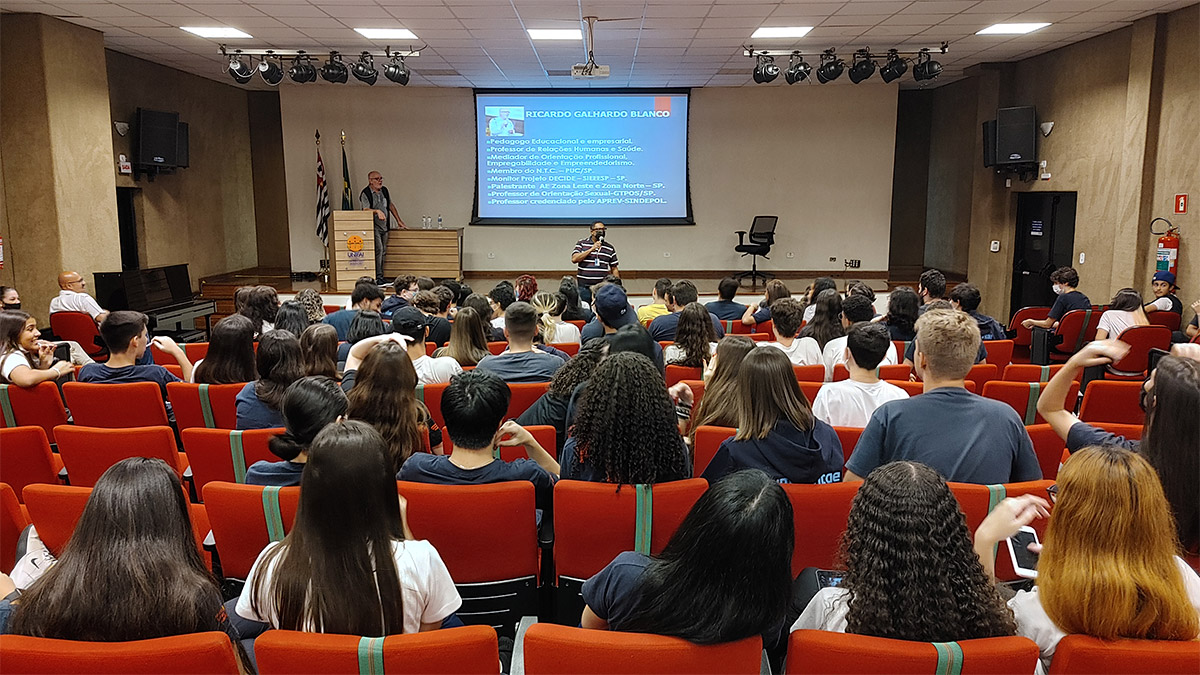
[1094,287,1149,339]
[802,277,838,323]
[881,286,920,341]
[272,300,310,337]
[240,285,280,338]
[236,330,303,430]
[192,314,256,385]
[702,346,843,484]
[461,293,505,342]
[337,309,385,363]
[798,289,845,350]
[559,276,594,323]
[245,376,348,487]
[664,302,718,368]
[517,338,607,449]
[237,421,461,635]
[0,310,73,387]
[583,470,793,645]
[346,340,434,472]
[298,323,339,380]
[559,352,689,484]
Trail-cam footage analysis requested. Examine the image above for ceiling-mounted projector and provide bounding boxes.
[572,63,610,78]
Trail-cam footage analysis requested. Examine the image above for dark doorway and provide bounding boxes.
[116,187,140,271]
[1011,191,1077,313]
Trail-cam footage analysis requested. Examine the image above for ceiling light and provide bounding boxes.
[351,51,378,85]
[527,29,582,40]
[880,49,907,83]
[913,49,942,82]
[849,49,875,84]
[354,28,418,40]
[816,49,844,84]
[784,52,811,85]
[227,53,254,84]
[288,54,317,83]
[321,52,348,83]
[182,26,252,39]
[752,55,780,84]
[976,23,1050,35]
[384,54,410,85]
[750,26,813,39]
[258,54,283,85]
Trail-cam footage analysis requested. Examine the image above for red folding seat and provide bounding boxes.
[783,482,860,575]
[1051,634,1200,674]
[665,365,703,387]
[0,426,64,498]
[49,312,105,360]
[507,382,551,419]
[793,364,825,382]
[0,632,241,674]
[166,382,244,430]
[55,425,185,487]
[786,630,1038,674]
[255,626,499,675]
[202,481,302,579]
[1079,381,1144,425]
[983,339,1014,368]
[181,427,282,495]
[692,425,735,477]
[62,381,169,428]
[1,483,28,574]
[525,624,762,675]
[0,381,70,443]
[982,380,1080,425]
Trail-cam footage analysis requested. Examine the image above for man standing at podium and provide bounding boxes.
[360,171,406,283]
[571,222,619,303]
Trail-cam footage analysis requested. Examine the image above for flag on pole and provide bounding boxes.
[315,131,330,246]
[340,130,352,211]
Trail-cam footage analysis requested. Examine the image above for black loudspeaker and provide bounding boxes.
[996,106,1036,165]
[982,120,997,168]
[176,122,189,168]
[135,108,179,167]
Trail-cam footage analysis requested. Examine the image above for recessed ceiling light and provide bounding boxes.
[355,28,418,40]
[527,29,582,40]
[976,23,1051,35]
[750,26,813,39]
[181,26,253,39]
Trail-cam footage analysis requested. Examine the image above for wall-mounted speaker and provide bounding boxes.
[996,106,1036,165]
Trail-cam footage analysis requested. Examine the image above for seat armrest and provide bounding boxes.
[735,230,747,246]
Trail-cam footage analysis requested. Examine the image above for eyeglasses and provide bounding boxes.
[1046,484,1057,503]
[370,176,384,181]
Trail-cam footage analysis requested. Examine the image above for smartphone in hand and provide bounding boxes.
[1007,526,1041,579]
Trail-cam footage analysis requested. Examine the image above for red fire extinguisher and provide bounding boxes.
[1151,217,1179,277]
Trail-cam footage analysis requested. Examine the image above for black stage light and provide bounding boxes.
[880,49,907,83]
[228,53,254,84]
[849,49,875,84]
[752,55,780,84]
[288,54,317,83]
[913,49,942,82]
[816,49,844,84]
[258,54,283,85]
[384,55,410,85]
[784,52,811,84]
[321,52,348,83]
[351,51,378,85]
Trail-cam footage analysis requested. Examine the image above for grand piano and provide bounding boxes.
[93,264,216,341]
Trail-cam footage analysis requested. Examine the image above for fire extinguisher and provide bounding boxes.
[0,235,4,270]
[1151,217,1179,277]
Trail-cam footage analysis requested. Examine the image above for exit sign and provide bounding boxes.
[1176,193,1188,214]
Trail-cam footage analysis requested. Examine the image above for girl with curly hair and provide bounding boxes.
[559,352,689,484]
[345,341,438,472]
[293,288,327,324]
[515,274,539,303]
[239,285,280,338]
[664,302,717,368]
[791,461,1018,642]
[798,289,845,350]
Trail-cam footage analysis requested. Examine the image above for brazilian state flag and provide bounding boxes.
[341,143,352,210]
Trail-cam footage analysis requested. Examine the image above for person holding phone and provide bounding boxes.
[571,221,619,304]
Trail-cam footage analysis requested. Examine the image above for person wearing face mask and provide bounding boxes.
[0,286,93,366]
[1021,267,1090,331]
[570,221,619,304]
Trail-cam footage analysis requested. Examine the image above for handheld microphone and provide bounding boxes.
[597,234,604,243]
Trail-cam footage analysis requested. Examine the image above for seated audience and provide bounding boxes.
[1,286,92,366]
[974,446,1200,674]
[581,281,632,342]
[384,307,462,385]
[880,286,920,341]
[1095,287,1150,339]
[916,268,946,315]
[822,295,898,380]
[847,309,1040,484]
[583,284,664,370]
[648,281,726,342]
[1182,300,1200,342]
[488,282,516,331]
[1037,340,1200,556]
[240,285,280,338]
[1023,267,1091,330]
[337,309,386,363]
[1144,270,1183,315]
[236,330,302,430]
[0,310,75,386]
[759,298,822,366]
[433,305,490,367]
[415,276,435,292]
[192,314,256,385]
[271,300,309,337]
[246,376,347,487]
[79,310,193,394]
[798,289,845,350]
[637,277,673,327]
[298,323,339,380]
[48,270,109,325]
[802,277,838,323]
[558,276,595,323]
[812,323,909,428]
[322,281,384,340]
[902,299,988,368]
[400,371,559,511]
[515,274,538,303]
[583,470,793,650]
[793,461,1018,643]
[560,352,690,483]
[686,336,756,443]
[345,339,441,470]
[664,302,718,368]
[236,421,461,636]
[476,302,565,383]
[701,346,842,484]
[412,290,452,347]
[517,338,607,449]
[531,291,581,344]
[461,293,506,342]
[381,274,418,318]
[948,282,1007,340]
[705,277,748,322]
[293,288,327,324]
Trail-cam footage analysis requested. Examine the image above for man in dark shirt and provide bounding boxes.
[917,268,946,316]
[570,222,619,303]
[1023,267,1090,330]
[476,302,565,383]
[705,277,748,322]
[948,282,1007,341]
[78,311,191,407]
[322,280,384,340]
[380,274,417,318]
[648,280,726,342]
[412,289,452,347]
[1144,270,1183,315]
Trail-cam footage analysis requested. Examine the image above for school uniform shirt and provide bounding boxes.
[847,387,1042,484]
[803,304,817,324]
[821,337,898,381]
[1008,556,1200,675]
[811,380,910,429]
[0,350,35,384]
[48,290,105,318]
[398,454,557,512]
[581,551,652,630]
[705,299,748,322]
[475,351,563,383]
[244,460,306,487]
[702,419,843,485]
[78,362,181,397]
[545,321,581,344]
[235,539,461,634]
[759,338,823,367]
[412,355,464,385]
[647,312,726,342]
[235,382,285,430]
[1096,309,1145,338]
[559,436,691,483]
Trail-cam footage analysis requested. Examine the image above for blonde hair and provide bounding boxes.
[1039,446,1198,642]
[914,309,979,380]
[530,290,564,344]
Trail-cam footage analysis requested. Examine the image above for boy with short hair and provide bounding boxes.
[822,294,898,380]
[323,281,384,339]
[636,277,673,327]
[759,298,822,366]
[705,277,748,322]
[811,322,909,428]
[948,282,1007,341]
[78,310,192,398]
[476,302,565,383]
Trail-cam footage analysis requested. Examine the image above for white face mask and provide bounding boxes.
[1052,284,1064,295]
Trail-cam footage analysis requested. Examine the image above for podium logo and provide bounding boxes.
[347,235,364,252]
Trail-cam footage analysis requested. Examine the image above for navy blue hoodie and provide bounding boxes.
[702,419,844,485]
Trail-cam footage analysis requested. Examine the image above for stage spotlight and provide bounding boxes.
[258,53,283,86]
[384,54,410,85]
[880,49,907,83]
[288,54,317,83]
[227,52,254,84]
[784,52,811,84]
[351,51,378,85]
[320,52,348,83]
[913,49,942,82]
[816,49,844,84]
[848,49,875,84]
[752,55,780,84]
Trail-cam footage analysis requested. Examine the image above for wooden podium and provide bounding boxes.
[383,228,463,280]
[328,211,375,292]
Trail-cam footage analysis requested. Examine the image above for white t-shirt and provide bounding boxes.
[48,290,104,318]
[236,539,462,634]
[821,336,899,381]
[811,379,910,428]
[0,350,34,382]
[412,354,463,385]
[1096,310,1144,338]
[491,317,506,331]
[664,341,717,366]
[803,304,817,324]
[1009,556,1200,675]
[1148,297,1174,312]
[759,338,823,366]
[791,586,850,633]
[546,321,581,345]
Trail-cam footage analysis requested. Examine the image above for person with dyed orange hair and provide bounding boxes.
[974,446,1200,674]
[515,274,538,303]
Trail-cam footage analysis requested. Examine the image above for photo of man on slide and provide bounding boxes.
[485,106,523,136]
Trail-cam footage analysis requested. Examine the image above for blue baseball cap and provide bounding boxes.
[1152,270,1178,288]
[594,283,636,328]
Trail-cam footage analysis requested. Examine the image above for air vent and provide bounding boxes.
[545,69,573,77]
[717,68,749,76]
[417,69,461,77]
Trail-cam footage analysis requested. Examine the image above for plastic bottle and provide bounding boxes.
[437,214,443,230]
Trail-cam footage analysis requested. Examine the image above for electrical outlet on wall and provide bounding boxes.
[1079,252,1085,264]
[488,252,496,259]
[663,251,671,258]
[828,256,837,263]
[786,252,795,259]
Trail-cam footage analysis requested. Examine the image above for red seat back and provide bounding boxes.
[49,312,104,357]
[55,425,182,487]
[1146,311,1182,332]
[0,632,241,674]
[184,342,210,362]
[748,332,771,342]
[1079,381,1144,425]
[680,379,705,414]
[965,363,999,387]
[1108,325,1172,376]
[62,381,169,428]
[1025,424,1068,480]
[833,426,862,467]
[1051,634,1200,674]
[1051,308,1102,357]
[793,364,825,382]
[0,426,63,498]
[665,365,703,387]
[550,342,580,356]
[730,319,754,334]
[783,482,860,575]
[947,482,994,534]
[785,630,1039,674]
[255,626,499,675]
[486,341,507,355]
[982,380,1080,425]
[693,425,735,477]
[0,382,70,442]
[525,624,762,675]
[1009,306,1051,346]
[0,483,28,574]
[885,379,925,397]
[983,339,1014,368]
[506,382,550,420]
[167,382,244,430]
[181,428,282,494]
[1003,364,1070,382]
[798,381,823,403]
[566,320,586,330]
[993,480,1055,581]
[832,363,912,381]
[203,482,302,579]
[495,424,558,461]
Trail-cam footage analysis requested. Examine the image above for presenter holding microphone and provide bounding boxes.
[571,221,620,303]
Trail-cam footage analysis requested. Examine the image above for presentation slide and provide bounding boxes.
[473,90,691,225]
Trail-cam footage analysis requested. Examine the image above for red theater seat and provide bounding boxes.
[62,382,169,428]
[785,630,1038,674]
[1050,634,1200,674]
[524,624,762,675]
[0,382,70,442]
[0,632,241,674]
[255,626,499,675]
[0,426,64,498]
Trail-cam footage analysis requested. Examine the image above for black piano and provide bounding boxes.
[93,264,216,341]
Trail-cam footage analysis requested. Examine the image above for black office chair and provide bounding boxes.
[734,215,778,286]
